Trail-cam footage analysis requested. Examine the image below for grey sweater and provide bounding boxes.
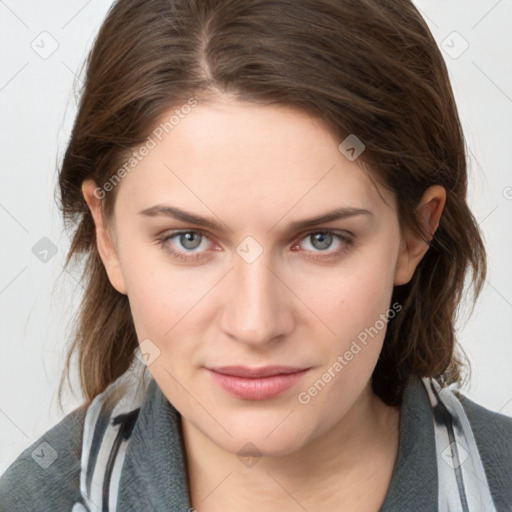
[1,374,511,511]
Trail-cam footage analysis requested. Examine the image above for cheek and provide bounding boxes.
[116,240,187,340]
[292,239,399,345]
[125,269,197,342]
[119,245,221,376]
[294,298,393,425]
[340,259,396,332]
[291,238,399,400]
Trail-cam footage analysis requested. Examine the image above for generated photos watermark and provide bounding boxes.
[297,301,402,405]
[94,97,198,200]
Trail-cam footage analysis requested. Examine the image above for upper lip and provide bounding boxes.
[208,365,309,378]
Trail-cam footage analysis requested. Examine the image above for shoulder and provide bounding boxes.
[456,391,512,510]
[0,404,87,512]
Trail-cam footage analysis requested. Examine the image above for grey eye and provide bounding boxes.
[178,232,203,250]
[309,232,334,251]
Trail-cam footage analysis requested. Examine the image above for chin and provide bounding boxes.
[207,412,314,458]
[222,432,308,459]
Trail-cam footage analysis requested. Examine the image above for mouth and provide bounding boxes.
[206,365,311,400]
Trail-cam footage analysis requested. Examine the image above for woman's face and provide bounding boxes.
[87,98,427,457]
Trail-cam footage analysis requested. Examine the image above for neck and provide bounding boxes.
[181,382,401,512]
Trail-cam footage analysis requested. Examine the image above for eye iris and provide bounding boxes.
[311,232,332,250]
[180,232,201,250]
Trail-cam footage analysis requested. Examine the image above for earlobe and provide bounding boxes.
[394,185,446,286]
[82,179,127,295]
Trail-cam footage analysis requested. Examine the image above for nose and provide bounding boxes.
[219,249,295,347]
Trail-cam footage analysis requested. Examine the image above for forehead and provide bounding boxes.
[114,100,395,223]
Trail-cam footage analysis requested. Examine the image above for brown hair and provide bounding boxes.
[58,0,486,408]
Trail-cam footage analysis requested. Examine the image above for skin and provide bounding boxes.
[82,97,445,511]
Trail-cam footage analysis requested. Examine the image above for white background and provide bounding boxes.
[1,0,511,474]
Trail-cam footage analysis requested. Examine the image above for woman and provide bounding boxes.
[1,0,511,511]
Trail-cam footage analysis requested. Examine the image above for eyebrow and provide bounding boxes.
[139,205,373,232]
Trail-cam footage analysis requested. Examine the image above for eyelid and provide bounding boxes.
[294,227,355,241]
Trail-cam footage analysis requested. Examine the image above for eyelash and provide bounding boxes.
[157,229,354,262]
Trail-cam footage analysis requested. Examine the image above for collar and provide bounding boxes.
[116,377,191,511]
[379,374,438,511]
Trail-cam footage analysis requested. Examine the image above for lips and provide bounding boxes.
[209,365,308,378]
[206,365,310,400]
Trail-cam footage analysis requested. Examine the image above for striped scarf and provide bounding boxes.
[71,361,497,512]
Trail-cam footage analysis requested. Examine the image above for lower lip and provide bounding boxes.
[206,369,309,400]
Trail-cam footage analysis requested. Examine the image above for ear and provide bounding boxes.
[394,185,446,286]
[82,179,127,294]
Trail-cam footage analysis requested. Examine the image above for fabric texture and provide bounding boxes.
[423,377,496,511]
[1,363,511,512]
